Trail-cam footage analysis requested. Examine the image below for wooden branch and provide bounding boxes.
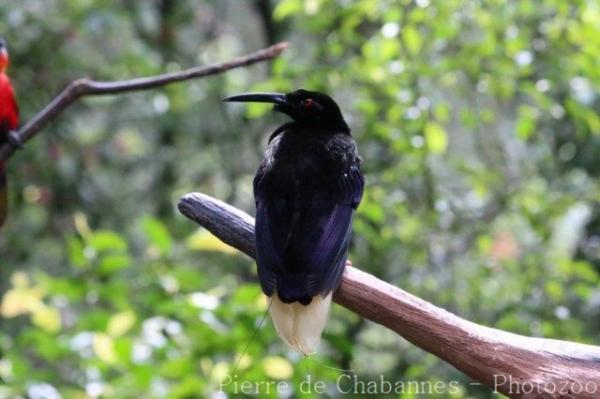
[178,192,600,399]
[0,42,289,162]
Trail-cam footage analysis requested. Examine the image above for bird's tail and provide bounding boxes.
[269,293,332,355]
[0,163,7,227]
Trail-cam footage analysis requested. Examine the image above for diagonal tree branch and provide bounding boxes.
[178,192,600,399]
[0,42,289,162]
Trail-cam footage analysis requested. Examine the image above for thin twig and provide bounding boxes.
[178,192,600,398]
[0,42,289,161]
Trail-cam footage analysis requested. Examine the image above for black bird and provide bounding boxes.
[225,89,364,354]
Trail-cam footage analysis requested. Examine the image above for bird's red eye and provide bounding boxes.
[304,98,313,108]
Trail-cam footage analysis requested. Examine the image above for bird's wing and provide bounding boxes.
[253,156,285,296]
[254,198,287,296]
[254,156,364,302]
[295,164,364,297]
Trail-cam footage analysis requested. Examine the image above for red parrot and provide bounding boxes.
[0,37,20,227]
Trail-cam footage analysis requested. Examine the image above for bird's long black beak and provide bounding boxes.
[223,92,287,105]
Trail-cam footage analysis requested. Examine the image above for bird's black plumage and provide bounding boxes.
[225,89,364,305]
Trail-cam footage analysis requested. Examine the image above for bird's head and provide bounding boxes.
[0,37,9,73]
[224,89,349,132]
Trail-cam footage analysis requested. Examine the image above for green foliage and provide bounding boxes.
[1,0,600,398]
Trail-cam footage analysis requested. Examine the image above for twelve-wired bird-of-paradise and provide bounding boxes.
[0,38,20,228]
[225,89,364,355]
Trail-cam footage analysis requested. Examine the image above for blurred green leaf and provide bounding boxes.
[66,236,87,268]
[403,25,423,55]
[93,333,118,364]
[141,216,172,255]
[424,122,448,154]
[98,254,131,274]
[186,229,238,254]
[31,305,61,333]
[89,230,128,253]
[107,310,136,337]
[273,0,303,20]
[263,356,293,380]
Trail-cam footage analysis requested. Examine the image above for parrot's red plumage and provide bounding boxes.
[0,38,19,227]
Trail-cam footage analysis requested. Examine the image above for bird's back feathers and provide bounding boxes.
[254,124,363,353]
[254,127,363,304]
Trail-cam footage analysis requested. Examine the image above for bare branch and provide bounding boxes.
[0,42,289,162]
[178,192,600,398]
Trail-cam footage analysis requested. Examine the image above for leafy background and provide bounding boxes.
[1,0,599,398]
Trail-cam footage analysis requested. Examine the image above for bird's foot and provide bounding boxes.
[6,131,23,150]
